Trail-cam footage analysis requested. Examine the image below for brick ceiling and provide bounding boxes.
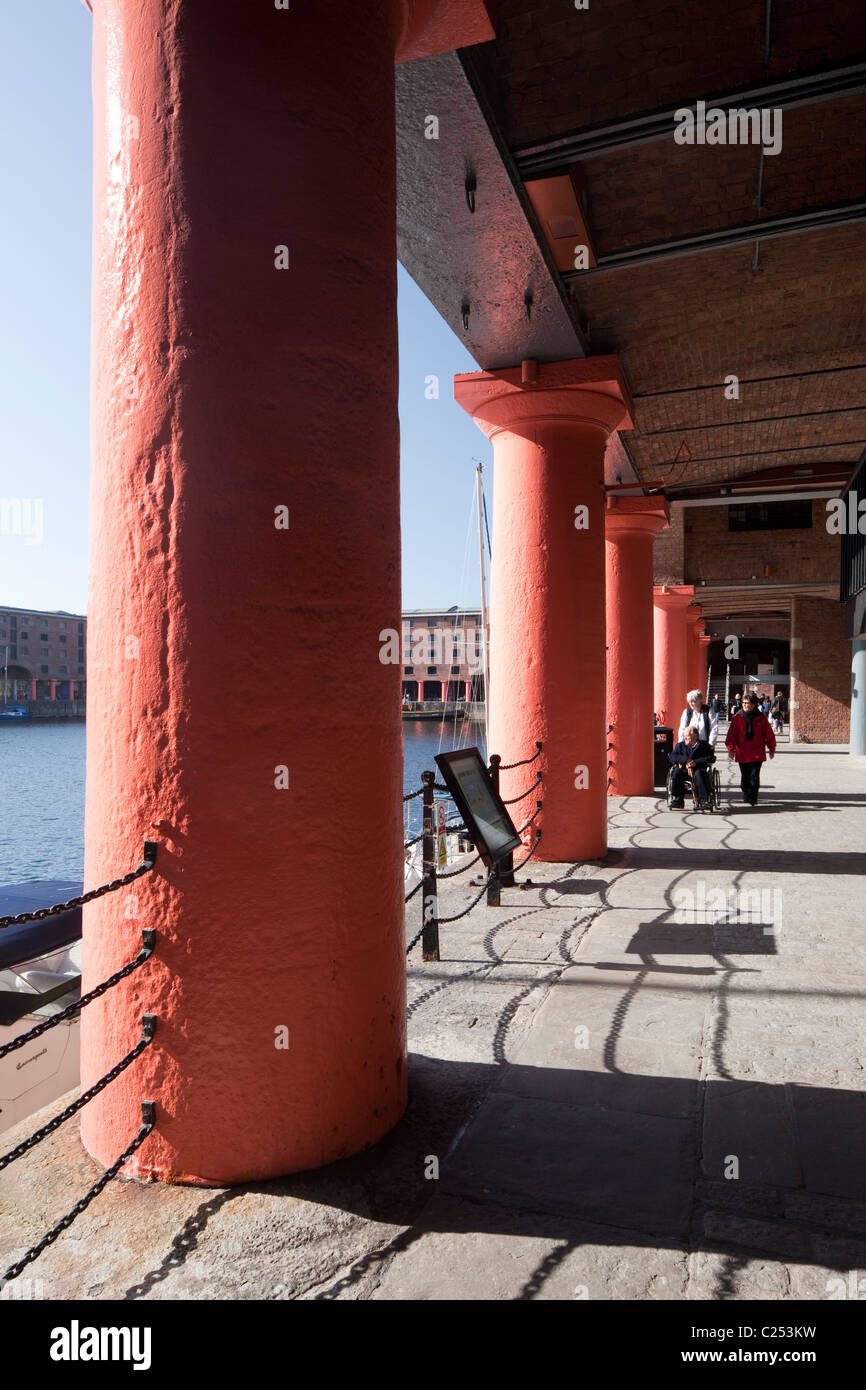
[400,0,866,497]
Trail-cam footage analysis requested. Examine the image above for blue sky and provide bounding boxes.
[0,2,491,617]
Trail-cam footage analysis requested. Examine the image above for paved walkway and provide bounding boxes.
[2,743,865,1300]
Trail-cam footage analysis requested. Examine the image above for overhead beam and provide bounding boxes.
[514,60,866,174]
[396,51,587,370]
[563,199,866,278]
[676,489,839,507]
[636,439,866,467]
[638,405,866,439]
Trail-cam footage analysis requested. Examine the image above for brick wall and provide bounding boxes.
[653,504,685,583]
[682,500,838,586]
[790,596,851,744]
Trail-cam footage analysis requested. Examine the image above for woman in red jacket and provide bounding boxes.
[725,692,776,806]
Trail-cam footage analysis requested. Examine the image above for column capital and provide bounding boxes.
[396,0,494,63]
[605,495,670,537]
[454,356,633,441]
[653,584,695,610]
[688,605,705,631]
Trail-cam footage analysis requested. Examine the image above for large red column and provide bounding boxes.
[455,359,633,861]
[653,586,695,729]
[605,498,669,796]
[81,0,490,1185]
[29,679,37,700]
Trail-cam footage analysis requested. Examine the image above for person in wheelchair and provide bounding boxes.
[668,725,715,809]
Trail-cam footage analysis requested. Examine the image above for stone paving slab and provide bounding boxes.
[440,1091,697,1235]
[366,1195,690,1301]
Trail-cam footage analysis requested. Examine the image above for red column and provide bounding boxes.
[81,0,490,1186]
[464,680,472,701]
[456,358,633,861]
[49,680,57,700]
[29,679,37,700]
[653,586,695,729]
[605,498,670,796]
[440,681,448,701]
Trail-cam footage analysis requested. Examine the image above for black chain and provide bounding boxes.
[405,920,426,954]
[0,841,157,930]
[0,1018,156,1173]
[499,743,543,772]
[436,851,482,878]
[1,1104,155,1288]
[404,877,424,904]
[402,788,424,803]
[513,830,543,870]
[437,873,495,924]
[0,932,155,1064]
[502,773,543,805]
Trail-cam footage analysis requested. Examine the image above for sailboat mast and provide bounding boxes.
[475,463,490,756]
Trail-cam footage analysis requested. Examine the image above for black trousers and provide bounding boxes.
[739,760,762,802]
[671,765,709,802]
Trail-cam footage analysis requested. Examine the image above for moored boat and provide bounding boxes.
[0,882,82,1138]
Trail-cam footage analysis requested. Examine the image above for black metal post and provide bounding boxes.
[421,770,440,962]
[488,753,514,892]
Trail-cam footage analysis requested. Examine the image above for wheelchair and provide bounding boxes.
[666,759,722,813]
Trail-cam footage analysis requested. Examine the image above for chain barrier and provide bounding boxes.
[404,750,543,953]
[501,772,542,805]
[408,804,543,941]
[0,1016,156,1174]
[405,917,427,954]
[436,872,496,925]
[513,829,543,871]
[498,742,543,772]
[436,851,482,879]
[517,802,543,833]
[0,841,158,930]
[404,876,424,904]
[402,788,425,803]
[0,931,156,1064]
[1,1103,155,1289]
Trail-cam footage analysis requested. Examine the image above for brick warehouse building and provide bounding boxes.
[65,0,866,1184]
[400,607,484,702]
[0,605,87,702]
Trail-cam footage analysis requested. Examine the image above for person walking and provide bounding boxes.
[725,692,775,806]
